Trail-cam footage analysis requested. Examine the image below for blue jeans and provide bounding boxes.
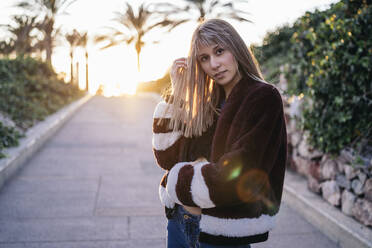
[167,205,201,248]
[167,205,251,248]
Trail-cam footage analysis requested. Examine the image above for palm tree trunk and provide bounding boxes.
[46,34,52,65]
[137,52,140,72]
[85,51,89,92]
[70,51,74,84]
[76,61,79,87]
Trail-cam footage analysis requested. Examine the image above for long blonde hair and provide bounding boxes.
[166,19,264,138]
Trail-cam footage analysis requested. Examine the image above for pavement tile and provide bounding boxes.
[0,239,166,248]
[129,216,167,239]
[17,154,140,178]
[270,204,319,235]
[0,190,96,219]
[0,177,99,194]
[95,206,164,217]
[0,217,129,243]
[96,175,162,208]
[254,232,339,248]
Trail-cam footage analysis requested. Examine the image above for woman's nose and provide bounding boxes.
[210,56,220,70]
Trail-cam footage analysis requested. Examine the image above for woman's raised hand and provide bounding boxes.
[194,157,208,163]
[170,57,187,91]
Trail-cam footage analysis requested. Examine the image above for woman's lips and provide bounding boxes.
[214,70,226,79]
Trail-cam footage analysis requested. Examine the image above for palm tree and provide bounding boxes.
[65,29,79,84]
[77,31,89,91]
[15,0,77,65]
[95,2,185,72]
[156,0,251,23]
[0,15,39,56]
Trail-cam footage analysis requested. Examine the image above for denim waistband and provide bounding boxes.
[171,205,201,248]
[176,205,201,222]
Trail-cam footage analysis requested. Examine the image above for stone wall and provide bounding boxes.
[284,97,372,227]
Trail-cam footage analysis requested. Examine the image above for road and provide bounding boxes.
[0,95,340,248]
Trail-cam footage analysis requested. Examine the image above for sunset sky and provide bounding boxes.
[0,0,338,95]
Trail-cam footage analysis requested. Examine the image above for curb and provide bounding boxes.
[283,170,372,248]
[0,94,93,191]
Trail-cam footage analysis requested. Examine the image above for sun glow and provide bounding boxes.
[53,45,149,96]
[52,34,188,97]
[89,46,139,96]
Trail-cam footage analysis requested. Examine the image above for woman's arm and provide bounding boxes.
[166,87,287,209]
[152,57,189,170]
[152,100,187,170]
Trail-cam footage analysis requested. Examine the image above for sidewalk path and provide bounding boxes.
[0,96,340,248]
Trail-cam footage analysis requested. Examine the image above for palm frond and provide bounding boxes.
[216,12,252,23]
[94,35,110,43]
[144,19,173,33]
[98,42,118,50]
[207,0,220,14]
[126,36,135,44]
[15,2,33,10]
[167,19,189,31]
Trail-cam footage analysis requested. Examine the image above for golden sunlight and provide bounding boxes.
[83,46,140,96]
[54,45,142,96]
[53,41,175,96]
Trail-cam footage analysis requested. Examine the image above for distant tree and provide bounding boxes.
[0,15,39,56]
[95,2,185,72]
[65,29,79,84]
[77,31,89,91]
[156,0,251,23]
[15,0,77,65]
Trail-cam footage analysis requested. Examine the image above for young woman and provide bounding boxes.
[152,19,287,248]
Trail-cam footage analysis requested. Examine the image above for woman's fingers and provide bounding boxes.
[174,58,187,68]
[194,157,207,163]
[171,57,187,87]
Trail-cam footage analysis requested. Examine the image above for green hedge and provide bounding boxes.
[255,0,371,156]
[0,122,23,159]
[288,0,372,155]
[0,56,84,157]
[254,25,295,85]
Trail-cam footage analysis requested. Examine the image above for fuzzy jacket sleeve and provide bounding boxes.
[152,100,186,170]
[166,88,287,209]
[153,99,217,209]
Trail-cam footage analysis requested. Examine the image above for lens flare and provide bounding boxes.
[236,169,270,203]
[227,166,242,181]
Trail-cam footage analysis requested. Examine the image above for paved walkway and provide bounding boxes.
[0,96,340,248]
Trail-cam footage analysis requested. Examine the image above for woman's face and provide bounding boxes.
[197,43,241,95]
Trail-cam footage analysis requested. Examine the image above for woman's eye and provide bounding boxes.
[200,56,208,62]
[216,48,224,55]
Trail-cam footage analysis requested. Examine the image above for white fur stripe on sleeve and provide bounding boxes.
[152,131,182,151]
[191,161,216,208]
[200,214,276,237]
[159,185,175,208]
[153,101,173,119]
[166,162,190,206]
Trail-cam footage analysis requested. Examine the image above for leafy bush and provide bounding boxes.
[0,122,23,158]
[253,25,295,85]
[0,56,84,157]
[288,0,372,155]
[255,0,371,156]
[0,56,84,129]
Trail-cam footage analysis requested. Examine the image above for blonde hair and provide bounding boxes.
[166,19,264,137]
